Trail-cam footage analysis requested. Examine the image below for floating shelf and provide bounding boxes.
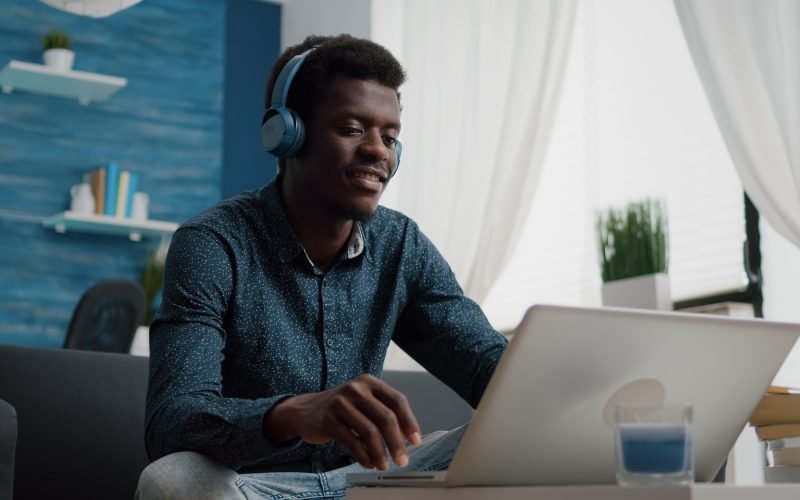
[43,211,178,242]
[0,60,127,104]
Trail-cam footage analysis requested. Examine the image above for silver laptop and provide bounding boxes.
[347,304,800,487]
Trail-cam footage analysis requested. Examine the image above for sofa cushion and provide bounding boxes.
[0,345,149,500]
[0,398,17,500]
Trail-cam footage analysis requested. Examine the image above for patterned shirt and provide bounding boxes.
[145,180,508,471]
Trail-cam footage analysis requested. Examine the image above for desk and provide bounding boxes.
[347,484,800,499]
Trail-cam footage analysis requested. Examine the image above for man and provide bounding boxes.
[137,34,507,499]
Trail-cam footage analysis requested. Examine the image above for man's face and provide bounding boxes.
[288,76,401,221]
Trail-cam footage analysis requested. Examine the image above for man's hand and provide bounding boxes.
[263,374,423,470]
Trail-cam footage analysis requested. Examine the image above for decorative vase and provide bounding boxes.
[43,48,75,71]
[601,272,672,310]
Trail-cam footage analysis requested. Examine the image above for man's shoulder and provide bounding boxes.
[368,205,419,235]
[364,205,432,254]
[181,187,269,238]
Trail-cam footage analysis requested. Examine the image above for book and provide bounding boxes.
[757,424,800,441]
[115,170,130,218]
[750,390,800,426]
[88,166,106,215]
[769,446,800,467]
[764,465,800,483]
[124,171,139,218]
[767,436,800,450]
[104,161,120,216]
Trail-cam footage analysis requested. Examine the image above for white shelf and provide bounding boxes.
[43,211,178,242]
[0,60,127,104]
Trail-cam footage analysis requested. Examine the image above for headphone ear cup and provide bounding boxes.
[260,107,305,158]
[389,140,402,178]
[283,110,305,158]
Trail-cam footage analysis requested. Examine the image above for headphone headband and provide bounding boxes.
[270,46,317,108]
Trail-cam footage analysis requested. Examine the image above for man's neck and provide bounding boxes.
[279,179,353,271]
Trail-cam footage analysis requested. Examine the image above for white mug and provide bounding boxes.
[131,192,149,221]
[70,183,95,215]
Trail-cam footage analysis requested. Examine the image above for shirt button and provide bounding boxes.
[326,338,334,348]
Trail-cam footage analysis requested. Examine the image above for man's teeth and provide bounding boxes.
[351,171,381,182]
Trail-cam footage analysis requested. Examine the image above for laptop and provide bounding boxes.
[347,304,800,487]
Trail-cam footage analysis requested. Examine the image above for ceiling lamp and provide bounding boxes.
[39,0,142,18]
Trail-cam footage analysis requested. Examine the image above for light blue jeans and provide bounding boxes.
[135,424,466,500]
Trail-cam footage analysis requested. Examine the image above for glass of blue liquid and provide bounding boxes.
[615,403,693,486]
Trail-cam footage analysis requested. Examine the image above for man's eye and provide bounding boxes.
[340,127,362,136]
[382,136,398,148]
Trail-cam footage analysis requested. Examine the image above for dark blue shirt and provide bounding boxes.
[145,180,507,470]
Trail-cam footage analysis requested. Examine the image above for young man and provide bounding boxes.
[137,34,507,499]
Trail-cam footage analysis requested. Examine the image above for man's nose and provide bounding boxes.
[357,130,389,162]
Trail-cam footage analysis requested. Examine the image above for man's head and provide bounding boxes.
[265,34,406,221]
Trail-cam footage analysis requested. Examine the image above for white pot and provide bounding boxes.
[43,48,75,71]
[130,325,150,356]
[601,272,672,310]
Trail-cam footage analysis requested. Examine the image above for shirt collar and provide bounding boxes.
[261,180,366,264]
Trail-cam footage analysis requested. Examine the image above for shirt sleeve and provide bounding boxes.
[144,226,301,469]
[391,223,508,409]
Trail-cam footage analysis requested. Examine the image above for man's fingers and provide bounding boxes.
[355,396,411,468]
[336,405,392,470]
[371,382,422,448]
[331,418,373,469]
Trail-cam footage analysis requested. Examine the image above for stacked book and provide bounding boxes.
[750,385,800,482]
[83,161,140,218]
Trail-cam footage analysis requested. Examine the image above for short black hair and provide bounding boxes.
[265,34,406,164]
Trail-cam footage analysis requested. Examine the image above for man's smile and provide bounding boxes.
[345,167,388,192]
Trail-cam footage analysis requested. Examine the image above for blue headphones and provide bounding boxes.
[260,46,402,173]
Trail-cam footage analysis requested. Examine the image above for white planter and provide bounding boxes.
[43,48,75,71]
[130,325,150,356]
[601,272,672,310]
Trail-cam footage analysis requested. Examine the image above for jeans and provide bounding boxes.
[136,424,466,500]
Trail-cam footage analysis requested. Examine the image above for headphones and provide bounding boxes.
[260,46,402,173]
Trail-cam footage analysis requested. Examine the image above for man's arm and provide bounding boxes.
[392,224,508,408]
[145,227,301,470]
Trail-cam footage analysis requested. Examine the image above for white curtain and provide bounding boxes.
[377,0,578,302]
[673,0,800,250]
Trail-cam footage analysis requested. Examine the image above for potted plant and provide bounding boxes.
[141,240,168,327]
[596,198,671,310]
[42,30,75,71]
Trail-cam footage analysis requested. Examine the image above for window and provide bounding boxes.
[482,0,747,331]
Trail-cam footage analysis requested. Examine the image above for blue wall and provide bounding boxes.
[223,0,280,198]
[0,0,227,347]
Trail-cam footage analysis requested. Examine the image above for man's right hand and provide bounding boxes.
[263,374,423,470]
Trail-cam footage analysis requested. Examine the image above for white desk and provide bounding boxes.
[347,484,800,499]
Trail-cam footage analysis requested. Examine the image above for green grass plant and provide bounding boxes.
[42,30,72,50]
[596,199,669,283]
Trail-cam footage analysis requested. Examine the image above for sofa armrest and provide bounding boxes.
[0,399,17,500]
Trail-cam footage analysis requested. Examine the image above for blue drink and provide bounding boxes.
[614,404,694,486]
[618,423,690,474]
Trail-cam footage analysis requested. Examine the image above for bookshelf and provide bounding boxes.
[43,211,178,242]
[0,60,127,104]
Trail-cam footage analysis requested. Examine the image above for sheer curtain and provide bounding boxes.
[376,0,578,302]
[482,0,748,331]
[673,0,800,250]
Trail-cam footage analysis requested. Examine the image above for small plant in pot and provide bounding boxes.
[42,30,74,71]
[141,239,169,327]
[596,198,671,310]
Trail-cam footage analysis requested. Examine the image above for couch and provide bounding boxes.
[0,344,473,500]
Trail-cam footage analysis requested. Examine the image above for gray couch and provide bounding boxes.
[0,344,473,500]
